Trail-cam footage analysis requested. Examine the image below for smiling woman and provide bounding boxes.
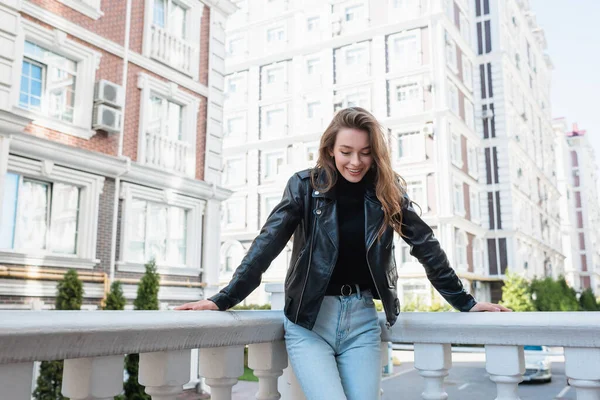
[176,107,509,400]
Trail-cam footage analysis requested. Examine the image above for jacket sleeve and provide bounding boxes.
[400,196,477,312]
[209,173,305,310]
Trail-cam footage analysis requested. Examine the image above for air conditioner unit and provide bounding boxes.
[482,109,494,119]
[422,122,434,137]
[95,79,124,109]
[93,104,122,134]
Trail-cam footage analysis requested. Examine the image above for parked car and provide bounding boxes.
[522,345,552,383]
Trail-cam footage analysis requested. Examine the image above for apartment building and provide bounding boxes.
[473,0,563,300]
[220,0,497,305]
[0,0,236,313]
[554,119,600,293]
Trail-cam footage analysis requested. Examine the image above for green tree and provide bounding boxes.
[34,269,83,400]
[104,281,126,310]
[123,259,160,400]
[499,271,536,311]
[579,288,598,311]
[531,276,580,311]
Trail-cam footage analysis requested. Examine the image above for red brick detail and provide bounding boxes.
[198,6,211,86]
[26,0,127,45]
[129,0,145,54]
[196,100,207,180]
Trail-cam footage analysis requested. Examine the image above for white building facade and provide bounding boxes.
[219,0,571,306]
[554,119,600,293]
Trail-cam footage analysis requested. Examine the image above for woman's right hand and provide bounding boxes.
[174,299,219,311]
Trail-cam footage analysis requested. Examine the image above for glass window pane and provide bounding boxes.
[167,206,187,265]
[147,203,167,262]
[128,199,147,263]
[167,101,183,140]
[0,173,20,249]
[15,179,49,250]
[48,65,76,122]
[169,3,186,39]
[49,183,80,254]
[153,0,166,27]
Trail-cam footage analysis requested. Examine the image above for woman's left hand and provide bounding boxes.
[469,302,512,312]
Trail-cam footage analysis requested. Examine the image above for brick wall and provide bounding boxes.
[96,178,115,273]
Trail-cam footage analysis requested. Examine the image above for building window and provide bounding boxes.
[307,16,320,31]
[406,180,425,209]
[20,41,77,123]
[227,37,244,56]
[307,58,320,75]
[399,244,418,264]
[473,238,484,274]
[448,82,459,114]
[306,145,319,164]
[345,4,363,21]
[455,231,468,270]
[262,152,285,180]
[467,145,478,177]
[476,20,492,55]
[261,105,287,138]
[396,83,419,104]
[453,182,465,214]
[224,158,245,186]
[1,173,80,254]
[451,134,462,167]
[465,100,475,129]
[153,0,187,40]
[470,190,480,221]
[397,131,423,162]
[345,47,366,66]
[307,101,321,119]
[388,30,420,71]
[267,26,285,43]
[148,95,183,140]
[462,55,473,90]
[127,199,187,265]
[223,197,246,228]
[261,194,281,225]
[225,116,245,138]
[445,32,457,71]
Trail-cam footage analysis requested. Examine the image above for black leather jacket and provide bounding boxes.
[210,169,477,330]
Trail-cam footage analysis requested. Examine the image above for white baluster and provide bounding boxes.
[139,350,191,400]
[485,345,524,400]
[0,362,33,400]
[62,355,124,400]
[248,341,288,400]
[199,345,244,400]
[565,347,600,400]
[414,343,451,400]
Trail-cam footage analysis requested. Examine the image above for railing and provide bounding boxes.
[1,311,600,399]
[144,131,194,176]
[150,25,197,77]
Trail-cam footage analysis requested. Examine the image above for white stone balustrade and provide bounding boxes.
[150,24,196,76]
[1,311,600,399]
[144,131,194,176]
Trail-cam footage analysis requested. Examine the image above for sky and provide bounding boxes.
[529,0,600,161]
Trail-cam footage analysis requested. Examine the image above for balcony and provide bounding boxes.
[150,25,198,77]
[1,307,599,399]
[143,131,194,177]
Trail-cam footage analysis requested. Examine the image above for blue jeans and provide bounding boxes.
[284,288,382,400]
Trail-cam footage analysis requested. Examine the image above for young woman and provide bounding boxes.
[176,107,510,399]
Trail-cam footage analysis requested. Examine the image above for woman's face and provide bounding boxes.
[329,127,374,183]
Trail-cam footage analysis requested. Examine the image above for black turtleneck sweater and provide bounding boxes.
[326,172,374,290]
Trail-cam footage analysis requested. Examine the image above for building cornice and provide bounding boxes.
[201,0,237,16]
[123,163,232,201]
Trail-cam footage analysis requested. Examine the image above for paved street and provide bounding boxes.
[228,350,573,400]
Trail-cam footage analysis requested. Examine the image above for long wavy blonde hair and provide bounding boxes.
[311,107,407,238]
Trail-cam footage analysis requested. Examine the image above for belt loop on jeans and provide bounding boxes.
[340,284,352,296]
[354,283,361,299]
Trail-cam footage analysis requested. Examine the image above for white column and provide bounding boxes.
[139,350,191,400]
[414,343,451,400]
[485,345,524,400]
[202,198,222,298]
[0,362,33,400]
[248,341,288,400]
[62,356,124,400]
[565,347,600,400]
[264,283,306,400]
[198,345,244,400]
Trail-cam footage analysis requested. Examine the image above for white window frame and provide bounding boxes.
[142,0,203,79]
[261,150,286,183]
[406,179,427,212]
[459,12,470,44]
[465,99,475,129]
[448,82,459,114]
[453,181,465,215]
[56,0,103,19]
[467,144,478,178]
[445,32,458,73]
[335,42,371,83]
[224,112,246,139]
[333,86,372,111]
[396,130,425,163]
[387,29,421,72]
[220,240,245,279]
[462,54,473,91]
[470,190,480,222]
[305,142,319,165]
[266,25,286,43]
[260,192,282,225]
[226,35,247,57]
[261,62,289,99]
[389,0,421,19]
[455,230,468,271]
[118,182,205,276]
[223,156,246,187]
[222,196,246,231]
[0,155,104,269]
[345,4,364,22]
[260,103,288,139]
[451,133,463,168]
[473,238,484,275]
[137,73,200,177]
[12,21,100,140]
[306,16,320,32]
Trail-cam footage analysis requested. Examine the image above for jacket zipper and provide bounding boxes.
[365,202,391,329]
[295,202,318,323]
